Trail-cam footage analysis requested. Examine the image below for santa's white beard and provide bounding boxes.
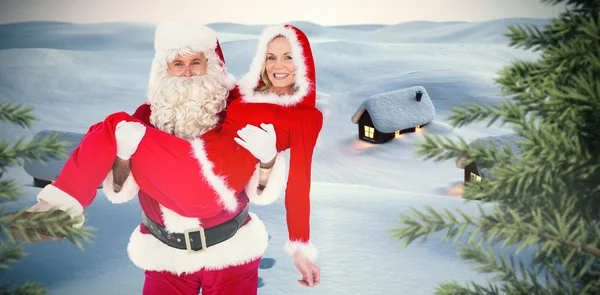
[148,74,228,140]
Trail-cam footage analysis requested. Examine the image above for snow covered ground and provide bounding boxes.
[0,19,545,294]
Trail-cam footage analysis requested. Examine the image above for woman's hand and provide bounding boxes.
[294,252,321,287]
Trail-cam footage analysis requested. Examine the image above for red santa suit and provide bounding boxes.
[33,23,290,294]
[126,23,323,258]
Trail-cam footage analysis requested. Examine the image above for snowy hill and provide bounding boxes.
[0,18,551,51]
[2,183,516,295]
[0,19,546,294]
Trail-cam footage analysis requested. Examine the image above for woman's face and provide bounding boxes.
[265,37,296,90]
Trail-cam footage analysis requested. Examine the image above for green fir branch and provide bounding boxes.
[504,23,550,51]
[0,179,23,203]
[0,102,36,129]
[0,281,46,295]
[0,134,68,170]
[391,202,600,260]
[0,208,94,251]
[0,240,26,270]
[434,281,501,295]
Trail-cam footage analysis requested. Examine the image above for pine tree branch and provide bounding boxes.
[0,281,46,295]
[455,243,553,293]
[391,203,600,259]
[434,280,501,295]
[0,179,22,203]
[0,240,26,270]
[1,208,94,251]
[0,102,36,129]
[504,23,550,51]
[0,134,68,170]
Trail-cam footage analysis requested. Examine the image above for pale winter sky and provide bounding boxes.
[0,0,568,25]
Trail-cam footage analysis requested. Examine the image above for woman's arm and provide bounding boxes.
[283,108,323,261]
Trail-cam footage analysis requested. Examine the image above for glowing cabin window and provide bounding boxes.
[364,126,374,138]
[415,125,421,131]
[395,130,401,138]
[470,172,481,182]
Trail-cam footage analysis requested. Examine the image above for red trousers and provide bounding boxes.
[54,112,231,218]
[143,258,261,295]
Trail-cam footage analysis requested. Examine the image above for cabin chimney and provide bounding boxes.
[416,90,423,102]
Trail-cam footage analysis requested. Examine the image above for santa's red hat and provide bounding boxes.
[148,22,236,92]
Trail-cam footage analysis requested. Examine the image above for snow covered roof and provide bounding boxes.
[351,86,435,133]
[456,133,526,179]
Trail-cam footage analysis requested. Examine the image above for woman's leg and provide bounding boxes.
[51,112,143,208]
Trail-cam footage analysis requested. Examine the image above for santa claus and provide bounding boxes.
[11,22,288,295]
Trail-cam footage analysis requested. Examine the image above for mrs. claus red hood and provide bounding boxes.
[237,24,317,109]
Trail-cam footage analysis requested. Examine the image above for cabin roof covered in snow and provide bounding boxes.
[456,133,526,179]
[351,86,435,133]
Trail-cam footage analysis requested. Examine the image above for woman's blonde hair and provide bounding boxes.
[255,34,295,93]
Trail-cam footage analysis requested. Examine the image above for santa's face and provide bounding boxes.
[265,37,296,91]
[167,53,207,77]
[148,51,228,140]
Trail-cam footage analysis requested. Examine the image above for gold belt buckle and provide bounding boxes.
[183,226,207,254]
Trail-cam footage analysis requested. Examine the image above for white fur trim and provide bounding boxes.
[285,240,318,262]
[36,184,85,228]
[127,212,268,274]
[245,153,287,205]
[224,72,236,91]
[238,25,311,107]
[189,138,238,212]
[159,205,201,233]
[102,171,139,204]
[154,22,218,53]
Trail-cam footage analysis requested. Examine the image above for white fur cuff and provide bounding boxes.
[36,184,85,228]
[245,153,286,205]
[284,240,318,262]
[102,171,140,204]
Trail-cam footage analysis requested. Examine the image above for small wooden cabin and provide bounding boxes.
[456,133,524,183]
[351,86,435,144]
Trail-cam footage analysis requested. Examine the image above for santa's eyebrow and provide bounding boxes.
[266,52,292,55]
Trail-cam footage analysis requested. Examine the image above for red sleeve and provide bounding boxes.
[132,103,152,125]
[284,108,323,243]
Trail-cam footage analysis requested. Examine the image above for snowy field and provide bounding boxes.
[0,19,545,294]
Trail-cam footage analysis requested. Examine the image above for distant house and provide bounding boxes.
[456,133,525,183]
[351,86,435,144]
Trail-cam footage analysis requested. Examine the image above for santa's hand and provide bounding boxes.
[294,252,321,287]
[234,123,277,164]
[115,121,146,160]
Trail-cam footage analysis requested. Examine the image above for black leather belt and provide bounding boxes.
[141,204,249,253]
